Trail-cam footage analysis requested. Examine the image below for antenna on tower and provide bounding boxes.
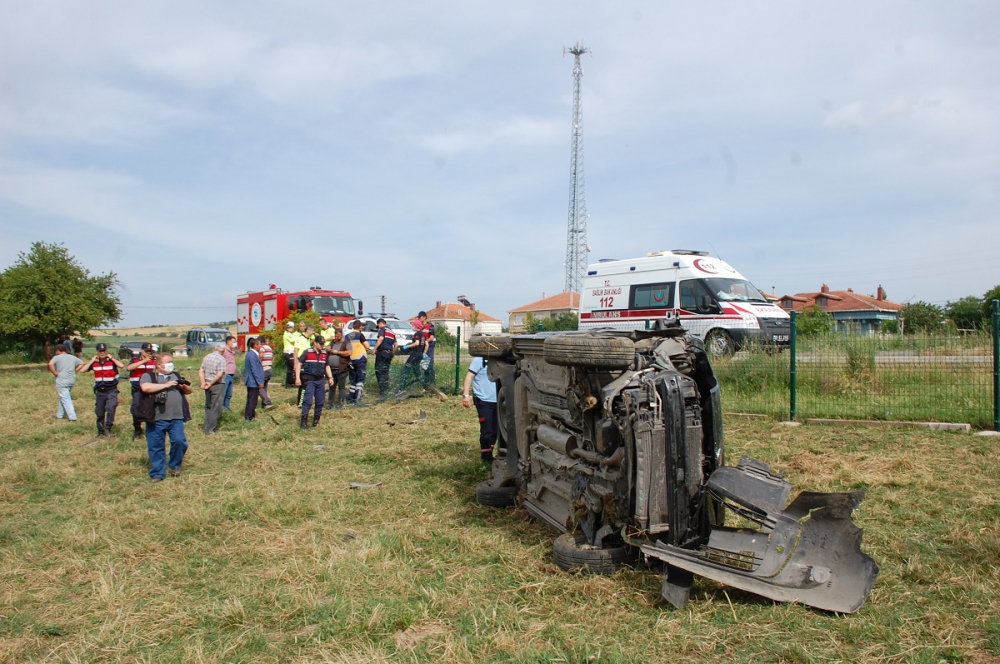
[563,41,591,294]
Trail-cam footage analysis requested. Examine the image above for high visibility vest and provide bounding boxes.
[93,358,120,388]
[283,330,299,355]
[293,333,311,355]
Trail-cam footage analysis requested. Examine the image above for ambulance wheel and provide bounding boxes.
[468,335,514,359]
[553,533,637,574]
[705,329,735,357]
[543,335,634,370]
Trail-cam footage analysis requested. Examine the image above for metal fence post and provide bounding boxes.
[790,310,797,422]
[454,325,461,396]
[993,300,999,432]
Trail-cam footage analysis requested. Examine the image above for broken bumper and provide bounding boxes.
[641,457,879,613]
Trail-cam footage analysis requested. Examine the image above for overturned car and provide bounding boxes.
[468,325,878,613]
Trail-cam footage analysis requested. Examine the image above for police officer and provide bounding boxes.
[295,335,332,429]
[372,318,396,395]
[399,318,427,392]
[282,321,299,387]
[79,342,125,437]
[295,325,315,405]
[126,343,157,440]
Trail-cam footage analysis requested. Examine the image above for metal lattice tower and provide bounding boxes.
[563,41,590,294]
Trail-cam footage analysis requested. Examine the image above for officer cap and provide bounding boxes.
[376,318,386,325]
[96,342,108,351]
[140,342,153,351]
[314,335,325,346]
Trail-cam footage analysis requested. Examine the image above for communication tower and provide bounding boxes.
[563,41,590,294]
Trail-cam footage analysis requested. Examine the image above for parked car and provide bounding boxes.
[118,341,159,361]
[469,325,878,613]
[185,328,231,355]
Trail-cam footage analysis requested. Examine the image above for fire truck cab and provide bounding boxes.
[236,285,360,350]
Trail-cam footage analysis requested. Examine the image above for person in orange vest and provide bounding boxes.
[79,342,125,437]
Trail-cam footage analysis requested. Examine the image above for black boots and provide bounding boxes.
[299,416,310,430]
[312,414,321,427]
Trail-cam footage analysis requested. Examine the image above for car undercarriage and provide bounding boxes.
[469,325,878,613]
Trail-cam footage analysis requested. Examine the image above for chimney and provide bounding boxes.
[847,287,853,293]
[469,303,476,311]
[436,301,441,308]
[820,284,830,294]
[877,285,885,301]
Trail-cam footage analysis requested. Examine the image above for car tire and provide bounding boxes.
[468,335,514,360]
[542,335,634,370]
[475,480,518,508]
[704,329,735,357]
[552,532,637,574]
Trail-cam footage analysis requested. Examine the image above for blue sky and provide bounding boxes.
[1,1,997,326]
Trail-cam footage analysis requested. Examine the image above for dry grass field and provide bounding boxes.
[1,356,999,663]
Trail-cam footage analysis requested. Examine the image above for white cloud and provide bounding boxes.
[420,116,564,154]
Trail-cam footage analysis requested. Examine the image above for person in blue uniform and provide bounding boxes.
[295,335,331,429]
[372,318,396,395]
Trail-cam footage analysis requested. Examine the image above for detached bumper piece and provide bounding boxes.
[642,457,879,613]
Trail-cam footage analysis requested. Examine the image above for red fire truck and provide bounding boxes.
[236,285,361,350]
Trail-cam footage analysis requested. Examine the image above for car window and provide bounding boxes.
[199,333,206,343]
[632,282,675,309]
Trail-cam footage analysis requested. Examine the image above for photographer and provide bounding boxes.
[139,353,193,483]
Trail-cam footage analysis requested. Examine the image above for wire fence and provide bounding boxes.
[713,301,999,430]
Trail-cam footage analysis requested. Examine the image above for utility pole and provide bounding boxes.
[563,41,590,294]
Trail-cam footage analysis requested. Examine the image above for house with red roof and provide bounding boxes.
[508,291,581,333]
[423,297,502,346]
[777,284,902,335]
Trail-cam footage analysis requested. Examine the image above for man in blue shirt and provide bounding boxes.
[462,356,498,463]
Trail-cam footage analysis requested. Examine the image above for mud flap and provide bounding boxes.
[642,457,879,613]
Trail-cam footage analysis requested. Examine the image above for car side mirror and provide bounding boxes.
[357,300,364,316]
[700,294,715,313]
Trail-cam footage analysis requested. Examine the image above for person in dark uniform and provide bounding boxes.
[421,321,436,389]
[79,342,125,437]
[399,317,426,393]
[344,320,371,403]
[372,318,396,395]
[295,335,331,429]
[126,343,157,440]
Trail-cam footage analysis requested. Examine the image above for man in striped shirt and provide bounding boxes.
[258,335,274,409]
[198,344,227,435]
[79,342,124,437]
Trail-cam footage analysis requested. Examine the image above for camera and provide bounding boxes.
[174,374,191,387]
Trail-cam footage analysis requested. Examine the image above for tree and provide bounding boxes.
[945,296,984,331]
[900,301,944,334]
[982,285,1000,325]
[541,311,579,332]
[0,242,122,357]
[795,305,833,338]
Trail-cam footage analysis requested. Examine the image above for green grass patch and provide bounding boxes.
[1,358,999,662]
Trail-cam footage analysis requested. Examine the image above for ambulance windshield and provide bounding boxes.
[312,296,355,316]
[703,278,768,303]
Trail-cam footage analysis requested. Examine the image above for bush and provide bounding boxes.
[901,302,945,334]
[796,306,833,338]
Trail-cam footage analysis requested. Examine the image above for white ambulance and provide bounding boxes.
[578,250,790,355]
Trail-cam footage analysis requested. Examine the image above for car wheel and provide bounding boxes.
[704,329,735,357]
[542,335,634,370]
[552,532,637,574]
[475,480,518,508]
[468,335,514,360]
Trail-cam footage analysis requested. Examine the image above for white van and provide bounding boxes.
[578,250,790,355]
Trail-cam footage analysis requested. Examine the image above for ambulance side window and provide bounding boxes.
[631,283,675,309]
[679,280,719,313]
